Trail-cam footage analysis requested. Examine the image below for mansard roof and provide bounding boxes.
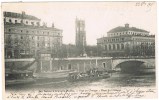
[108,26,149,33]
[4,11,41,21]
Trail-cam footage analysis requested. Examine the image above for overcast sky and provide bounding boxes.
[2,2,157,45]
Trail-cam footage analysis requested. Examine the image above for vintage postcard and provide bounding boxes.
[1,1,157,99]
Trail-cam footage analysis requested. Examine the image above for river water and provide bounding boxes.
[6,72,156,91]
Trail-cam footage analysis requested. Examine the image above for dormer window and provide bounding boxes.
[15,20,17,23]
[31,22,34,25]
[36,22,40,26]
[26,21,28,24]
[9,19,12,23]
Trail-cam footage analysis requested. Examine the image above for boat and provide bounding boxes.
[5,69,35,86]
[34,70,73,84]
[68,69,110,82]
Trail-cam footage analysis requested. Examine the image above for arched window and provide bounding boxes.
[68,64,72,70]
[109,44,111,50]
[113,44,115,50]
[103,62,106,68]
[121,44,124,49]
[105,45,107,50]
[26,21,28,24]
[117,44,120,50]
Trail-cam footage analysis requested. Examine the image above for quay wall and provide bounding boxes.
[5,57,113,72]
[51,58,112,72]
[5,58,37,71]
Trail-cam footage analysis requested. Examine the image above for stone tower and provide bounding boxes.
[75,18,87,56]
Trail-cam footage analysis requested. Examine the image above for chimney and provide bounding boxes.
[21,11,26,25]
[125,23,129,28]
[43,22,47,27]
[22,11,25,17]
[52,23,54,28]
[37,22,40,27]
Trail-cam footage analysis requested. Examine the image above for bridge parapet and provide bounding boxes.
[112,56,155,60]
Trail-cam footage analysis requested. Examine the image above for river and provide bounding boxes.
[6,72,156,92]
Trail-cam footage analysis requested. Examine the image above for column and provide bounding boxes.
[12,50,14,58]
[84,62,85,72]
[40,60,43,72]
[50,59,52,72]
[90,61,92,69]
[95,59,97,67]
[77,63,79,72]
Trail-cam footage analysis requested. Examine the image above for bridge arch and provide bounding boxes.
[112,59,155,71]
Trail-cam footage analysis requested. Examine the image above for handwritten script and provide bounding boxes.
[6,88,156,99]
[135,1,154,7]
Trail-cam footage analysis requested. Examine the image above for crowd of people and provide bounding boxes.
[68,68,108,80]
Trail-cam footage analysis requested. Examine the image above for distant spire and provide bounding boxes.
[52,23,54,28]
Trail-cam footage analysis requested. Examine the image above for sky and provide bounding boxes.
[2,2,157,45]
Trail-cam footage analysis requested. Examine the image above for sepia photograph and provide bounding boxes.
[2,1,157,99]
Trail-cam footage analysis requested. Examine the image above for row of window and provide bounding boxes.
[133,38,154,41]
[7,29,61,36]
[104,38,124,42]
[133,41,154,45]
[5,34,60,41]
[6,18,40,26]
[104,44,125,51]
[109,31,148,37]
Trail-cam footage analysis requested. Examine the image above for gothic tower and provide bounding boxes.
[75,18,87,56]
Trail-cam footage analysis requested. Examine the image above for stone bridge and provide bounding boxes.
[111,57,155,72]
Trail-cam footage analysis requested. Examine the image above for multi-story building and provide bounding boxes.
[4,11,63,59]
[75,18,87,56]
[97,24,155,57]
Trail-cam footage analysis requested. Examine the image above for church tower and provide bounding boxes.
[75,18,87,56]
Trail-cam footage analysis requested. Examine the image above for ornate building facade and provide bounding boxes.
[75,18,87,56]
[97,24,155,57]
[4,11,63,59]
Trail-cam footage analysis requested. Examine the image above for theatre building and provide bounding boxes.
[97,24,155,57]
[4,11,63,59]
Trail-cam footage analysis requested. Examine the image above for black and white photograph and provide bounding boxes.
[2,1,157,99]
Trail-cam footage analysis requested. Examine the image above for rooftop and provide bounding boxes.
[108,24,149,33]
[4,11,41,21]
